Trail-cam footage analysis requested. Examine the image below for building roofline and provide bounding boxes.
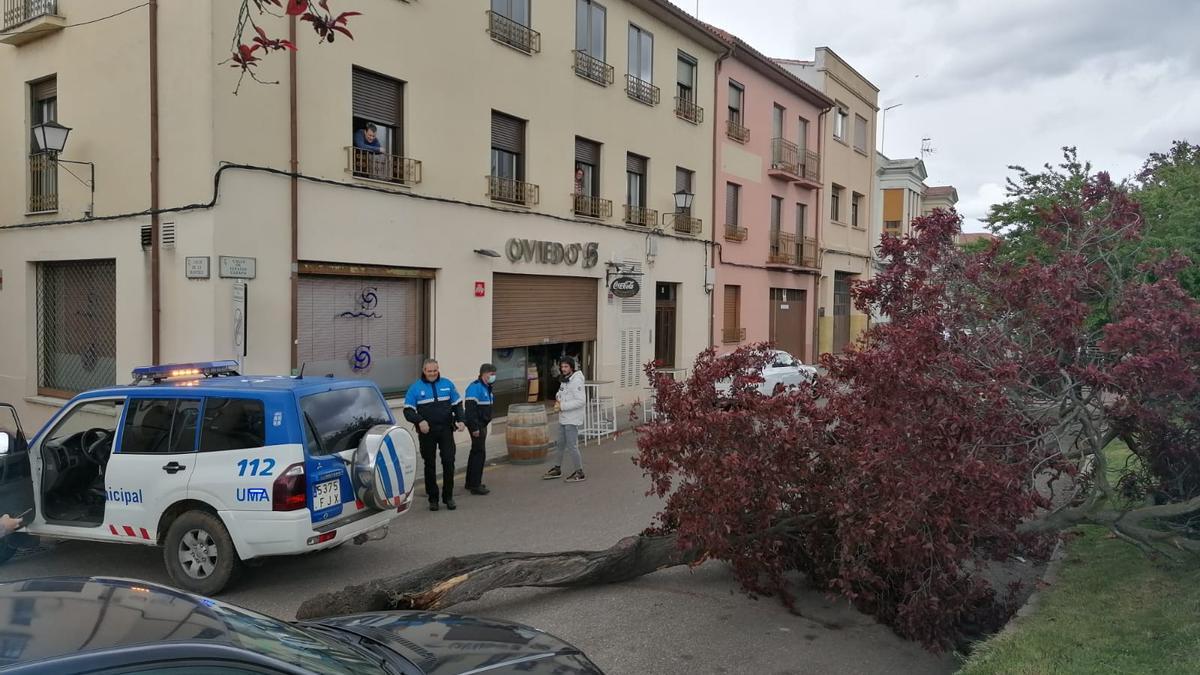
[813,46,881,94]
[700,23,834,109]
[631,0,730,53]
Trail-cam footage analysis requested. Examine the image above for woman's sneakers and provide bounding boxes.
[542,466,562,480]
[565,470,586,483]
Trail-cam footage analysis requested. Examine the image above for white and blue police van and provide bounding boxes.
[0,361,417,595]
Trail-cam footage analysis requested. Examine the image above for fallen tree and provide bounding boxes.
[301,156,1200,650]
[296,533,701,620]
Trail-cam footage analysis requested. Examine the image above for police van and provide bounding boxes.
[0,361,417,595]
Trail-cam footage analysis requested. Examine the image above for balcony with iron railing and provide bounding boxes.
[486,10,540,54]
[674,96,704,125]
[488,175,539,206]
[624,204,657,227]
[768,139,821,187]
[722,327,746,344]
[767,230,800,266]
[724,223,748,241]
[726,118,750,143]
[346,147,422,185]
[801,236,819,268]
[666,212,702,236]
[27,152,57,213]
[573,50,614,86]
[572,193,612,219]
[625,74,660,106]
[2,0,64,45]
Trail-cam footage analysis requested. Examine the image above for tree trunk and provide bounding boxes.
[296,533,700,620]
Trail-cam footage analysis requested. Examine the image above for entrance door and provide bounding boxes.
[654,283,678,368]
[833,272,852,353]
[106,396,200,540]
[769,288,806,360]
[0,404,35,527]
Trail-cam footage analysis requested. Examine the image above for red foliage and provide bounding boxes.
[636,182,1200,648]
[227,0,359,89]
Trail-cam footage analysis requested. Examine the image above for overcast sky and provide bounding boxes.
[672,0,1200,232]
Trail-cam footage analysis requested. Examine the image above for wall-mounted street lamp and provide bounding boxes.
[672,188,694,213]
[31,120,95,218]
[473,248,501,258]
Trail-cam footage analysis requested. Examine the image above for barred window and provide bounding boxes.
[36,259,117,397]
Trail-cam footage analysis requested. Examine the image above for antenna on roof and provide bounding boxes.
[921,137,936,161]
[296,362,307,379]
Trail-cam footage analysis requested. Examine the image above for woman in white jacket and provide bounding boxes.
[543,357,587,483]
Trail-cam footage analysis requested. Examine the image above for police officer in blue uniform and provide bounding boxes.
[404,358,465,511]
[463,363,497,496]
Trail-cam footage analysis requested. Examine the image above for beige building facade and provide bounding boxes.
[0,0,725,426]
[778,48,878,354]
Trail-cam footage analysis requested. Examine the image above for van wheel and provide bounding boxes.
[0,542,15,565]
[163,511,241,595]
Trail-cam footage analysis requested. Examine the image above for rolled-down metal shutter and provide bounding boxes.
[627,153,647,174]
[491,112,524,153]
[31,77,56,101]
[723,285,740,329]
[492,274,597,349]
[575,137,600,166]
[353,68,401,126]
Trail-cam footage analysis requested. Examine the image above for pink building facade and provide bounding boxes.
[709,32,833,363]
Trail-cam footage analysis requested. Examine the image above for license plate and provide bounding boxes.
[313,480,341,510]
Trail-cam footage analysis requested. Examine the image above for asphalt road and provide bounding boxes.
[0,433,958,675]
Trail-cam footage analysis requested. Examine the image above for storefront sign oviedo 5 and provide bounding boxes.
[609,276,640,298]
[506,238,599,269]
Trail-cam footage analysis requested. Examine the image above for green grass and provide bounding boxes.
[960,442,1200,675]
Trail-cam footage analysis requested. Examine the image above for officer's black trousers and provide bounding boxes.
[465,424,488,489]
[418,427,456,503]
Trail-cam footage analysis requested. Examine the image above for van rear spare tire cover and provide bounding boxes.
[354,425,417,510]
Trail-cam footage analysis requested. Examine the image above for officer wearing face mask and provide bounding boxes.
[463,363,497,495]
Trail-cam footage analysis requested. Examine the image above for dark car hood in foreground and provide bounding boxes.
[315,612,602,674]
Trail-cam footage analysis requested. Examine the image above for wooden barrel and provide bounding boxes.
[505,404,554,464]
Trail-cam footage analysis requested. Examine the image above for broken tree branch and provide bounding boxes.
[295,533,702,620]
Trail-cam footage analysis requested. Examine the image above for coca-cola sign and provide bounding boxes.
[610,276,640,298]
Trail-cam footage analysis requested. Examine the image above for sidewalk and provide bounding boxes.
[387,401,645,491]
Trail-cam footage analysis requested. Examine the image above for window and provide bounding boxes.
[771,195,782,232]
[796,202,807,237]
[628,24,652,82]
[575,0,606,61]
[884,220,902,235]
[351,68,408,183]
[798,117,809,153]
[772,104,785,139]
[351,68,402,157]
[725,183,740,225]
[28,75,57,212]
[200,398,266,452]
[676,51,697,102]
[831,185,844,222]
[723,285,742,342]
[728,81,744,125]
[43,400,124,453]
[851,192,863,227]
[574,137,606,217]
[300,387,392,456]
[490,110,525,181]
[491,0,529,26]
[854,114,868,152]
[121,399,200,455]
[834,106,848,141]
[574,137,600,197]
[626,153,647,208]
[36,259,117,397]
[675,166,694,216]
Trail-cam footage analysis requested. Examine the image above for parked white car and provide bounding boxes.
[716,349,817,398]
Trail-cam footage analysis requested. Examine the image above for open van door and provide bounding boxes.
[0,403,35,561]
